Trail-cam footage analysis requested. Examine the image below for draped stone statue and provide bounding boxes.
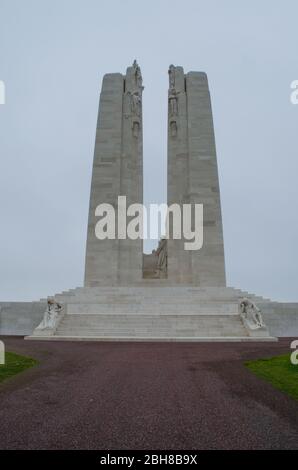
[170,120,177,137]
[239,298,265,330]
[130,91,141,116]
[133,59,143,90]
[155,238,167,278]
[132,121,140,138]
[168,64,175,89]
[36,299,62,331]
[168,88,178,116]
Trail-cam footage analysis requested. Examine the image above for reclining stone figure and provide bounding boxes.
[239,298,265,330]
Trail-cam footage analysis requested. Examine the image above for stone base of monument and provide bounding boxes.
[26,285,277,342]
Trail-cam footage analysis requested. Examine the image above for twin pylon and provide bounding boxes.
[84,62,226,287]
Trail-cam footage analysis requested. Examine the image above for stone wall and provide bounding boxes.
[0,299,297,338]
[0,302,45,336]
[260,302,298,337]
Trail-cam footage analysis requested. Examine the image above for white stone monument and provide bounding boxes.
[27,63,276,342]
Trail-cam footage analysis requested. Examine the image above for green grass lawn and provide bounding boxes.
[246,353,298,401]
[0,352,38,383]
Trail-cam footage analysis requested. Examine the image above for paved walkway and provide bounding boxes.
[0,337,297,449]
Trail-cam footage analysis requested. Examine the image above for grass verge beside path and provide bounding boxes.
[0,352,38,383]
[246,353,298,401]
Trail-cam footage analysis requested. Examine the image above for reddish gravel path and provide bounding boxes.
[0,337,297,449]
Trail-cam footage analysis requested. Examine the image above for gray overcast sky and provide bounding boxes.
[0,0,297,302]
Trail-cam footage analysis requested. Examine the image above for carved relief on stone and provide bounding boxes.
[124,90,142,122]
[130,91,141,116]
[170,120,177,137]
[239,298,266,330]
[168,64,175,90]
[168,88,178,117]
[124,61,143,134]
[155,237,167,278]
[132,59,143,91]
[132,120,140,138]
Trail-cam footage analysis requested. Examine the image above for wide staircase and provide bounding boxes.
[27,285,275,341]
[55,313,247,339]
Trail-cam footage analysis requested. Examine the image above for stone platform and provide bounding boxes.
[26,285,276,342]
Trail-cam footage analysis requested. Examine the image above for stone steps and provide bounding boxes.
[33,285,274,342]
[27,336,276,342]
[55,314,248,338]
[66,304,239,315]
[41,285,271,303]
[43,281,270,301]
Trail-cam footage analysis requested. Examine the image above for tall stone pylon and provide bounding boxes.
[84,62,143,286]
[167,65,226,286]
